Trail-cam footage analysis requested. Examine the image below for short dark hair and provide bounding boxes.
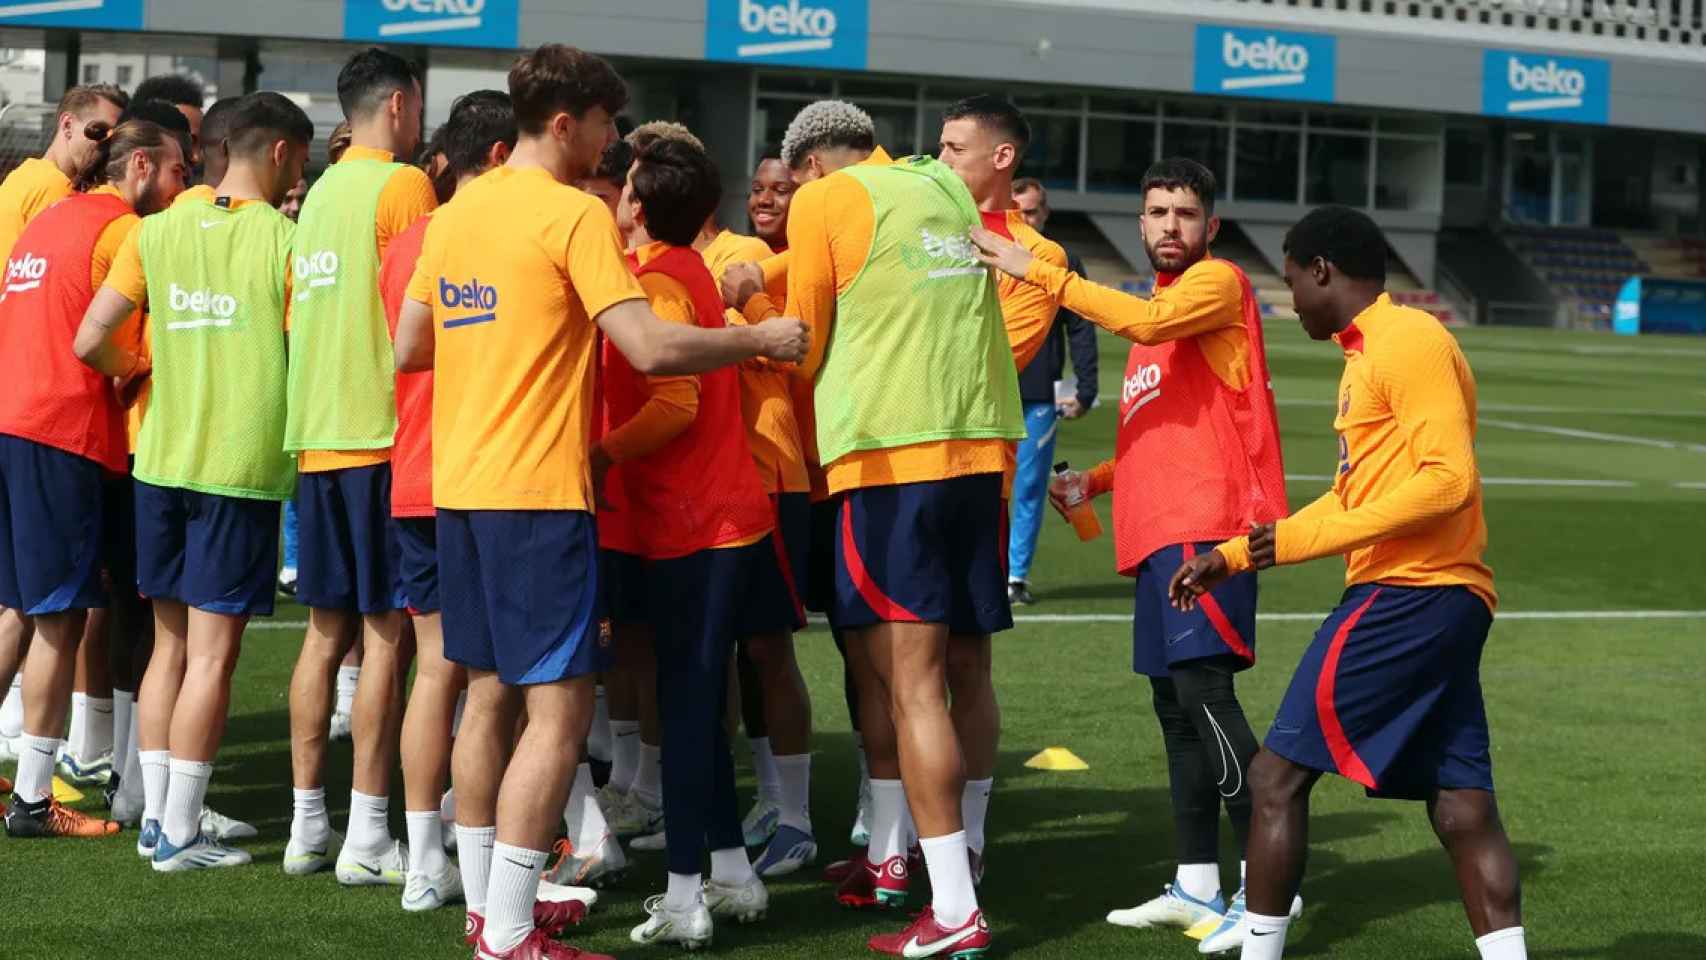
[1283,205,1387,283]
[632,138,720,248]
[225,92,315,159]
[758,143,783,164]
[589,137,634,188]
[199,96,242,151]
[439,90,517,181]
[1141,157,1218,215]
[118,99,192,166]
[942,94,1030,150]
[133,74,204,109]
[507,44,628,136]
[336,47,420,120]
[1012,176,1044,200]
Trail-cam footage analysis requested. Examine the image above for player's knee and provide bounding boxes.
[1431,789,1497,843]
[1248,750,1307,806]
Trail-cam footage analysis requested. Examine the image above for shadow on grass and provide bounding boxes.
[1529,934,1706,960]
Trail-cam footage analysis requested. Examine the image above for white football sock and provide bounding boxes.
[117,706,144,802]
[749,736,781,808]
[345,789,392,853]
[162,758,212,846]
[710,845,755,886]
[868,778,908,863]
[457,824,496,916]
[587,685,611,763]
[775,753,811,833]
[608,719,640,794]
[441,787,456,825]
[140,749,171,823]
[14,733,59,802]
[66,692,87,755]
[82,696,113,759]
[334,665,359,717]
[919,830,978,928]
[563,762,616,856]
[406,809,449,877]
[290,786,329,847]
[111,691,134,768]
[1242,911,1292,960]
[665,870,703,912]
[961,777,992,854]
[632,741,662,809]
[1177,862,1221,902]
[0,674,22,739]
[1476,927,1527,960]
[484,841,547,952]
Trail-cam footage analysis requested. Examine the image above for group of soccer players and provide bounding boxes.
[0,39,1529,960]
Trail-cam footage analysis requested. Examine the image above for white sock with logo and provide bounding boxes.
[632,741,663,810]
[919,831,978,929]
[1241,911,1291,960]
[334,665,359,717]
[162,758,212,847]
[1476,927,1527,960]
[484,842,547,953]
[14,733,59,803]
[867,778,907,864]
[608,720,640,795]
[457,824,496,917]
[960,777,992,854]
[140,749,171,824]
[405,809,448,878]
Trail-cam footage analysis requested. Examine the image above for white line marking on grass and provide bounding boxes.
[1676,481,1706,490]
[1480,418,1706,454]
[1285,473,1636,488]
[1277,398,1706,419]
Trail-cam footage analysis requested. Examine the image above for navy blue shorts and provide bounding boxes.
[439,509,608,685]
[805,496,839,615]
[0,435,107,614]
[746,492,809,634]
[601,549,648,626]
[1132,541,1258,678]
[134,480,280,617]
[296,463,403,613]
[395,516,439,615]
[1265,584,1496,800]
[649,539,790,644]
[833,473,1010,636]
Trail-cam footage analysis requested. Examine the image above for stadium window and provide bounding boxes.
[1376,136,1442,211]
[1232,127,1302,203]
[1445,127,1488,187]
[839,77,916,100]
[1164,98,1229,122]
[856,101,919,158]
[756,72,833,95]
[1016,112,1082,192]
[1309,110,1372,132]
[81,63,99,84]
[116,64,132,86]
[1305,133,1371,206]
[1086,116,1157,193]
[1160,122,1230,193]
[1088,94,1157,116]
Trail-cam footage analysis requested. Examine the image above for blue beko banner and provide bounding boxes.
[1482,49,1610,125]
[706,0,868,70]
[0,0,142,29]
[1193,24,1336,104]
[345,0,519,50]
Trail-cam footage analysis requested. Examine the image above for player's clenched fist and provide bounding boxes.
[753,316,810,363]
[721,260,765,311]
[1169,550,1229,611]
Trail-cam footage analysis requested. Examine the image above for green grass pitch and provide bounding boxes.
[5,321,1705,959]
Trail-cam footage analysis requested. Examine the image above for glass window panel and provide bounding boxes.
[1506,130,1551,224]
[757,72,833,95]
[839,77,916,101]
[1309,110,1371,131]
[1377,113,1441,136]
[82,63,99,85]
[1086,116,1155,193]
[1234,105,1302,126]
[857,101,919,157]
[1444,127,1486,186]
[1305,133,1370,206]
[923,82,992,102]
[1012,90,1081,111]
[1160,122,1229,189]
[1016,113,1081,191]
[1164,99,1227,121]
[1089,94,1157,117]
[1375,137,1441,211]
[1233,127,1300,203]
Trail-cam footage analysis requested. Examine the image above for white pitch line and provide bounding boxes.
[1276,398,1706,419]
[1285,473,1636,488]
[1479,418,1706,454]
[244,610,1706,630]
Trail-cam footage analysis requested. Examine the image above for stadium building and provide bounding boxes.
[2,0,1703,333]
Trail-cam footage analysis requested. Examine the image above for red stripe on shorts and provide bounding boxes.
[770,495,805,626]
[1314,589,1381,789]
[1183,542,1253,662]
[840,499,921,623]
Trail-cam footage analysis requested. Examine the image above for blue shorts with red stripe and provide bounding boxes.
[1133,541,1257,678]
[746,492,809,634]
[1265,583,1495,800]
[833,473,1010,636]
[395,516,439,614]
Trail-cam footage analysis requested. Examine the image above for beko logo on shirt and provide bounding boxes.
[914,228,985,281]
[1194,25,1336,103]
[706,0,867,69]
[2,253,47,299]
[1122,364,1162,425]
[439,276,499,328]
[292,250,340,301]
[1483,49,1609,124]
[166,283,239,330]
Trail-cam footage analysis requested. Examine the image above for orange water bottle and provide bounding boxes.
[1053,461,1103,542]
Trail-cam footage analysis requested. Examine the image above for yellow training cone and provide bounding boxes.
[1024,747,1089,771]
[51,777,85,803]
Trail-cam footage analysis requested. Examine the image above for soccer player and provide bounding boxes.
[386,89,515,913]
[283,46,436,885]
[608,136,781,948]
[391,44,806,960]
[699,157,817,879]
[1169,205,1526,960]
[971,157,1289,939]
[132,74,206,166]
[74,91,311,870]
[0,117,186,839]
[779,97,1023,957]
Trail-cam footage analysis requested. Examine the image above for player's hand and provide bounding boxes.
[1057,397,1085,420]
[1248,521,1277,570]
[970,226,1035,279]
[752,316,809,363]
[590,445,615,512]
[114,369,150,410]
[1169,550,1230,611]
[1046,468,1085,520]
[721,261,765,311]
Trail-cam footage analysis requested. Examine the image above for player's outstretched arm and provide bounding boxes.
[74,287,146,380]
[970,226,1036,279]
[394,297,436,372]
[594,298,808,376]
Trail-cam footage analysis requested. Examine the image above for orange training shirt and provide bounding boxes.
[0,157,73,265]
[1216,294,1495,610]
[599,254,700,465]
[784,146,1006,495]
[300,144,438,474]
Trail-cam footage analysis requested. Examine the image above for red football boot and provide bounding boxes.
[868,906,991,958]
